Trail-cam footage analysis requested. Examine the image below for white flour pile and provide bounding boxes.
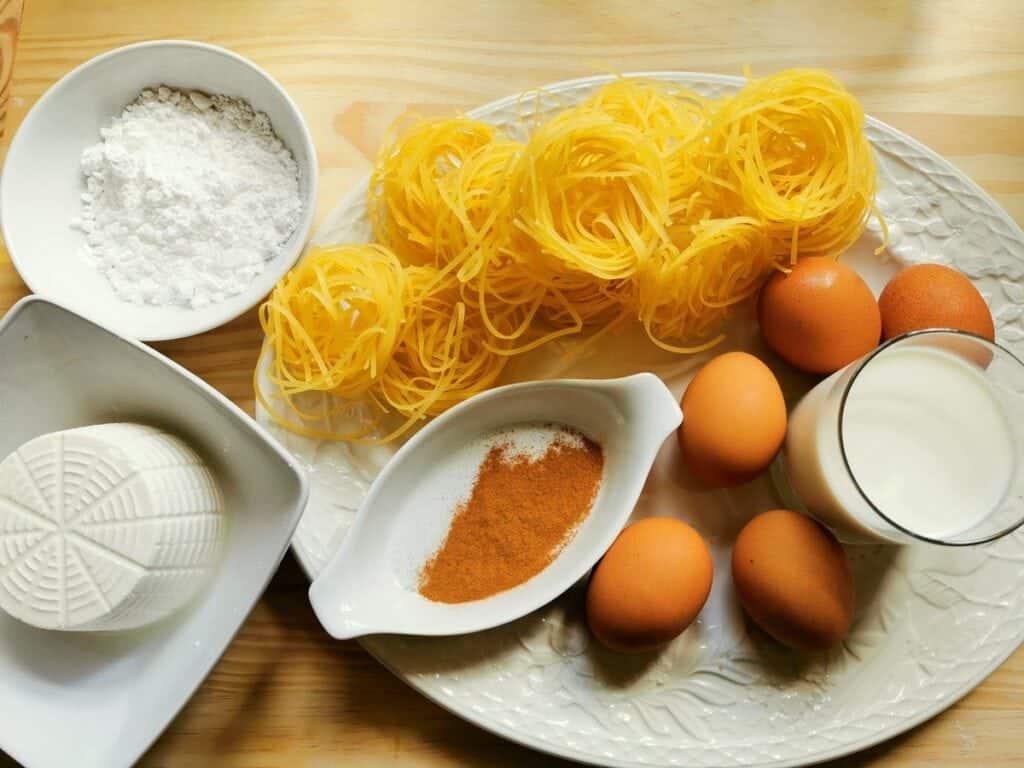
[72,86,302,309]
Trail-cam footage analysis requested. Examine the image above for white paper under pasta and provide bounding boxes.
[0,423,225,631]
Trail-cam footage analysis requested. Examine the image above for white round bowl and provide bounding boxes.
[0,40,318,341]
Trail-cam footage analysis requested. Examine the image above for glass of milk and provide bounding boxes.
[781,330,1024,545]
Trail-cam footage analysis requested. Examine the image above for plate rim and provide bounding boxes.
[279,71,1024,768]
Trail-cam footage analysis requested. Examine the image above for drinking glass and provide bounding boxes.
[780,330,1024,546]
[0,0,20,139]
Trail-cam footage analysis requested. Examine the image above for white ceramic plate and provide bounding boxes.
[0,41,318,342]
[256,73,1024,767]
[1,296,309,768]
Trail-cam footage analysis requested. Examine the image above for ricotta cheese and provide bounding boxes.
[0,424,225,631]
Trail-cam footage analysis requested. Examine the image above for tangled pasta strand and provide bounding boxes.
[635,217,774,352]
[369,116,497,265]
[378,266,507,434]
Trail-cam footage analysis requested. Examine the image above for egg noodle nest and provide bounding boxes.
[258,69,885,441]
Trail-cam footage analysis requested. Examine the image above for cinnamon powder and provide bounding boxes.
[418,430,604,604]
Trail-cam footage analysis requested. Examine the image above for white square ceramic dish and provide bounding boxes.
[0,296,308,768]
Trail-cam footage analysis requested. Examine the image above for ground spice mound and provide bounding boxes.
[418,431,604,603]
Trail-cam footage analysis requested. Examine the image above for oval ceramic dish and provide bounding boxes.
[256,73,1024,768]
[309,374,681,639]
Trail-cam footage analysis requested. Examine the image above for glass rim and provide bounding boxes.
[836,327,1024,547]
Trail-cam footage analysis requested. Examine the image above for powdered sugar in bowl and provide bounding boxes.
[0,40,318,341]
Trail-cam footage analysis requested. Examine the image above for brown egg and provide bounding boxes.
[732,510,854,651]
[879,263,994,342]
[758,257,881,374]
[678,352,787,488]
[587,518,713,653]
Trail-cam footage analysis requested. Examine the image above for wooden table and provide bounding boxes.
[1,1,1022,765]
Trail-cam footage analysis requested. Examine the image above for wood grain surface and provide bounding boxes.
[2,1,1023,766]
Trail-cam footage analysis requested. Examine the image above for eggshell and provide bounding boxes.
[878,263,994,342]
[758,257,881,374]
[677,352,787,488]
[732,510,854,651]
[587,518,713,653]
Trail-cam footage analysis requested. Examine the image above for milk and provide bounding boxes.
[783,344,1015,542]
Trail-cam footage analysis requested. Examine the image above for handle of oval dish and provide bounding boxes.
[603,373,682,443]
[309,571,385,640]
[309,531,405,639]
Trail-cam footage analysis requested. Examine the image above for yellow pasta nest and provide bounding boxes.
[369,117,497,265]
[435,138,522,282]
[584,78,713,217]
[378,266,507,432]
[635,218,774,353]
[256,244,407,438]
[259,244,407,402]
[263,69,885,441]
[511,106,670,283]
[703,68,878,262]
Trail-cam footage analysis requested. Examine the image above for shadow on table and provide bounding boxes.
[0,517,953,768]
[263,554,561,767]
[126,552,557,768]
[134,552,943,768]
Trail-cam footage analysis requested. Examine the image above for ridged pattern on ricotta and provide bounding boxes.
[0,424,225,631]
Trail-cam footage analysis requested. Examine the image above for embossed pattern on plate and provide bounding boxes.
[256,73,1024,768]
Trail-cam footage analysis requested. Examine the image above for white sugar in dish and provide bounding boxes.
[72,86,302,309]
